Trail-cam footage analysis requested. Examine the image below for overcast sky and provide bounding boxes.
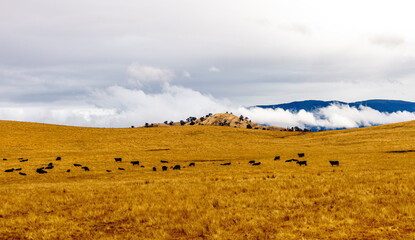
[1,1,415,127]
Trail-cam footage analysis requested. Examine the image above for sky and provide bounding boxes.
[1,0,415,128]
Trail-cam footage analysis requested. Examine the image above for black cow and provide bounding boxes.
[4,168,14,172]
[220,162,231,165]
[131,161,140,166]
[66,169,71,172]
[274,156,280,160]
[81,166,90,171]
[20,159,28,162]
[298,153,305,158]
[106,170,111,172]
[19,172,27,176]
[114,158,122,162]
[45,165,54,170]
[160,160,169,163]
[173,165,181,170]
[252,162,261,166]
[249,160,255,164]
[36,168,47,174]
[56,157,61,161]
[140,166,145,168]
[3,158,7,161]
[285,160,292,162]
[15,168,22,171]
[329,161,339,166]
[153,167,157,171]
[74,164,82,167]
[118,167,125,170]
[297,161,307,166]
[189,163,195,167]
[162,166,168,171]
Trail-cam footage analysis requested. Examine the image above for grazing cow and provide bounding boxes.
[220,162,231,166]
[131,161,140,166]
[45,165,54,170]
[140,166,145,168]
[252,162,261,166]
[48,163,53,166]
[297,161,307,166]
[173,165,181,170]
[189,163,195,167]
[298,153,305,158]
[118,167,125,170]
[162,166,168,171]
[66,169,71,172]
[3,158,7,161]
[81,166,90,171]
[106,170,111,172]
[4,168,14,172]
[160,160,169,163]
[274,156,280,160]
[36,168,47,174]
[285,160,292,162]
[19,159,28,162]
[14,168,22,171]
[153,167,156,171]
[56,157,61,161]
[329,161,339,166]
[19,172,26,176]
[74,164,82,167]
[249,160,255,164]
[114,158,122,162]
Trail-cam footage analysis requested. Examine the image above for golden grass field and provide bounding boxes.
[1,119,415,239]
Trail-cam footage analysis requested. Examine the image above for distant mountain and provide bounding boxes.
[256,99,415,113]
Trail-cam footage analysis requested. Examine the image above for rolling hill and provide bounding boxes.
[1,120,415,239]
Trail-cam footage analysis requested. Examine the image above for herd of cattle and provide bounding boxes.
[2,153,340,176]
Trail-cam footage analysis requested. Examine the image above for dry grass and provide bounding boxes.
[1,120,415,239]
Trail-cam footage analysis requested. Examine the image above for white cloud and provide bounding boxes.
[209,67,221,72]
[128,62,174,87]
[237,103,415,130]
[183,71,191,78]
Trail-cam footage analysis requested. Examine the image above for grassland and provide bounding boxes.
[1,120,415,239]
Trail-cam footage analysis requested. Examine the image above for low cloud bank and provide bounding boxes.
[237,104,415,130]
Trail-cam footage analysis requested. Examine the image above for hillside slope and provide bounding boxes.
[1,120,415,239]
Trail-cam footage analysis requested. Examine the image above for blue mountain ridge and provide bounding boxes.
[255,99,415,114]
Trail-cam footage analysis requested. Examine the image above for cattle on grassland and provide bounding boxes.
[162,166,168,171]
[329,161,339,166]
[297,161,307,166]
[74,164,82,167]
[20,159,28,162]
[298,153,305,158]
[114,158,122,162]
[221,162,231,165]
[252,162,261,166]
[118,167,125,170]
[131,161,140,166]
[106,170,111,172]
[67,169,71,172]
[4,168,14,172]
[173,165,181,170]
[161,160,169,163]
[56,157,61,161]
[274,156,280,160]
[19,172,26,176]
[36,168,47,174]
[189,163,195,167]
[81,166,90,171]
[14,168,22,171]
[249,160,255,164]
[153,167,157,171]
